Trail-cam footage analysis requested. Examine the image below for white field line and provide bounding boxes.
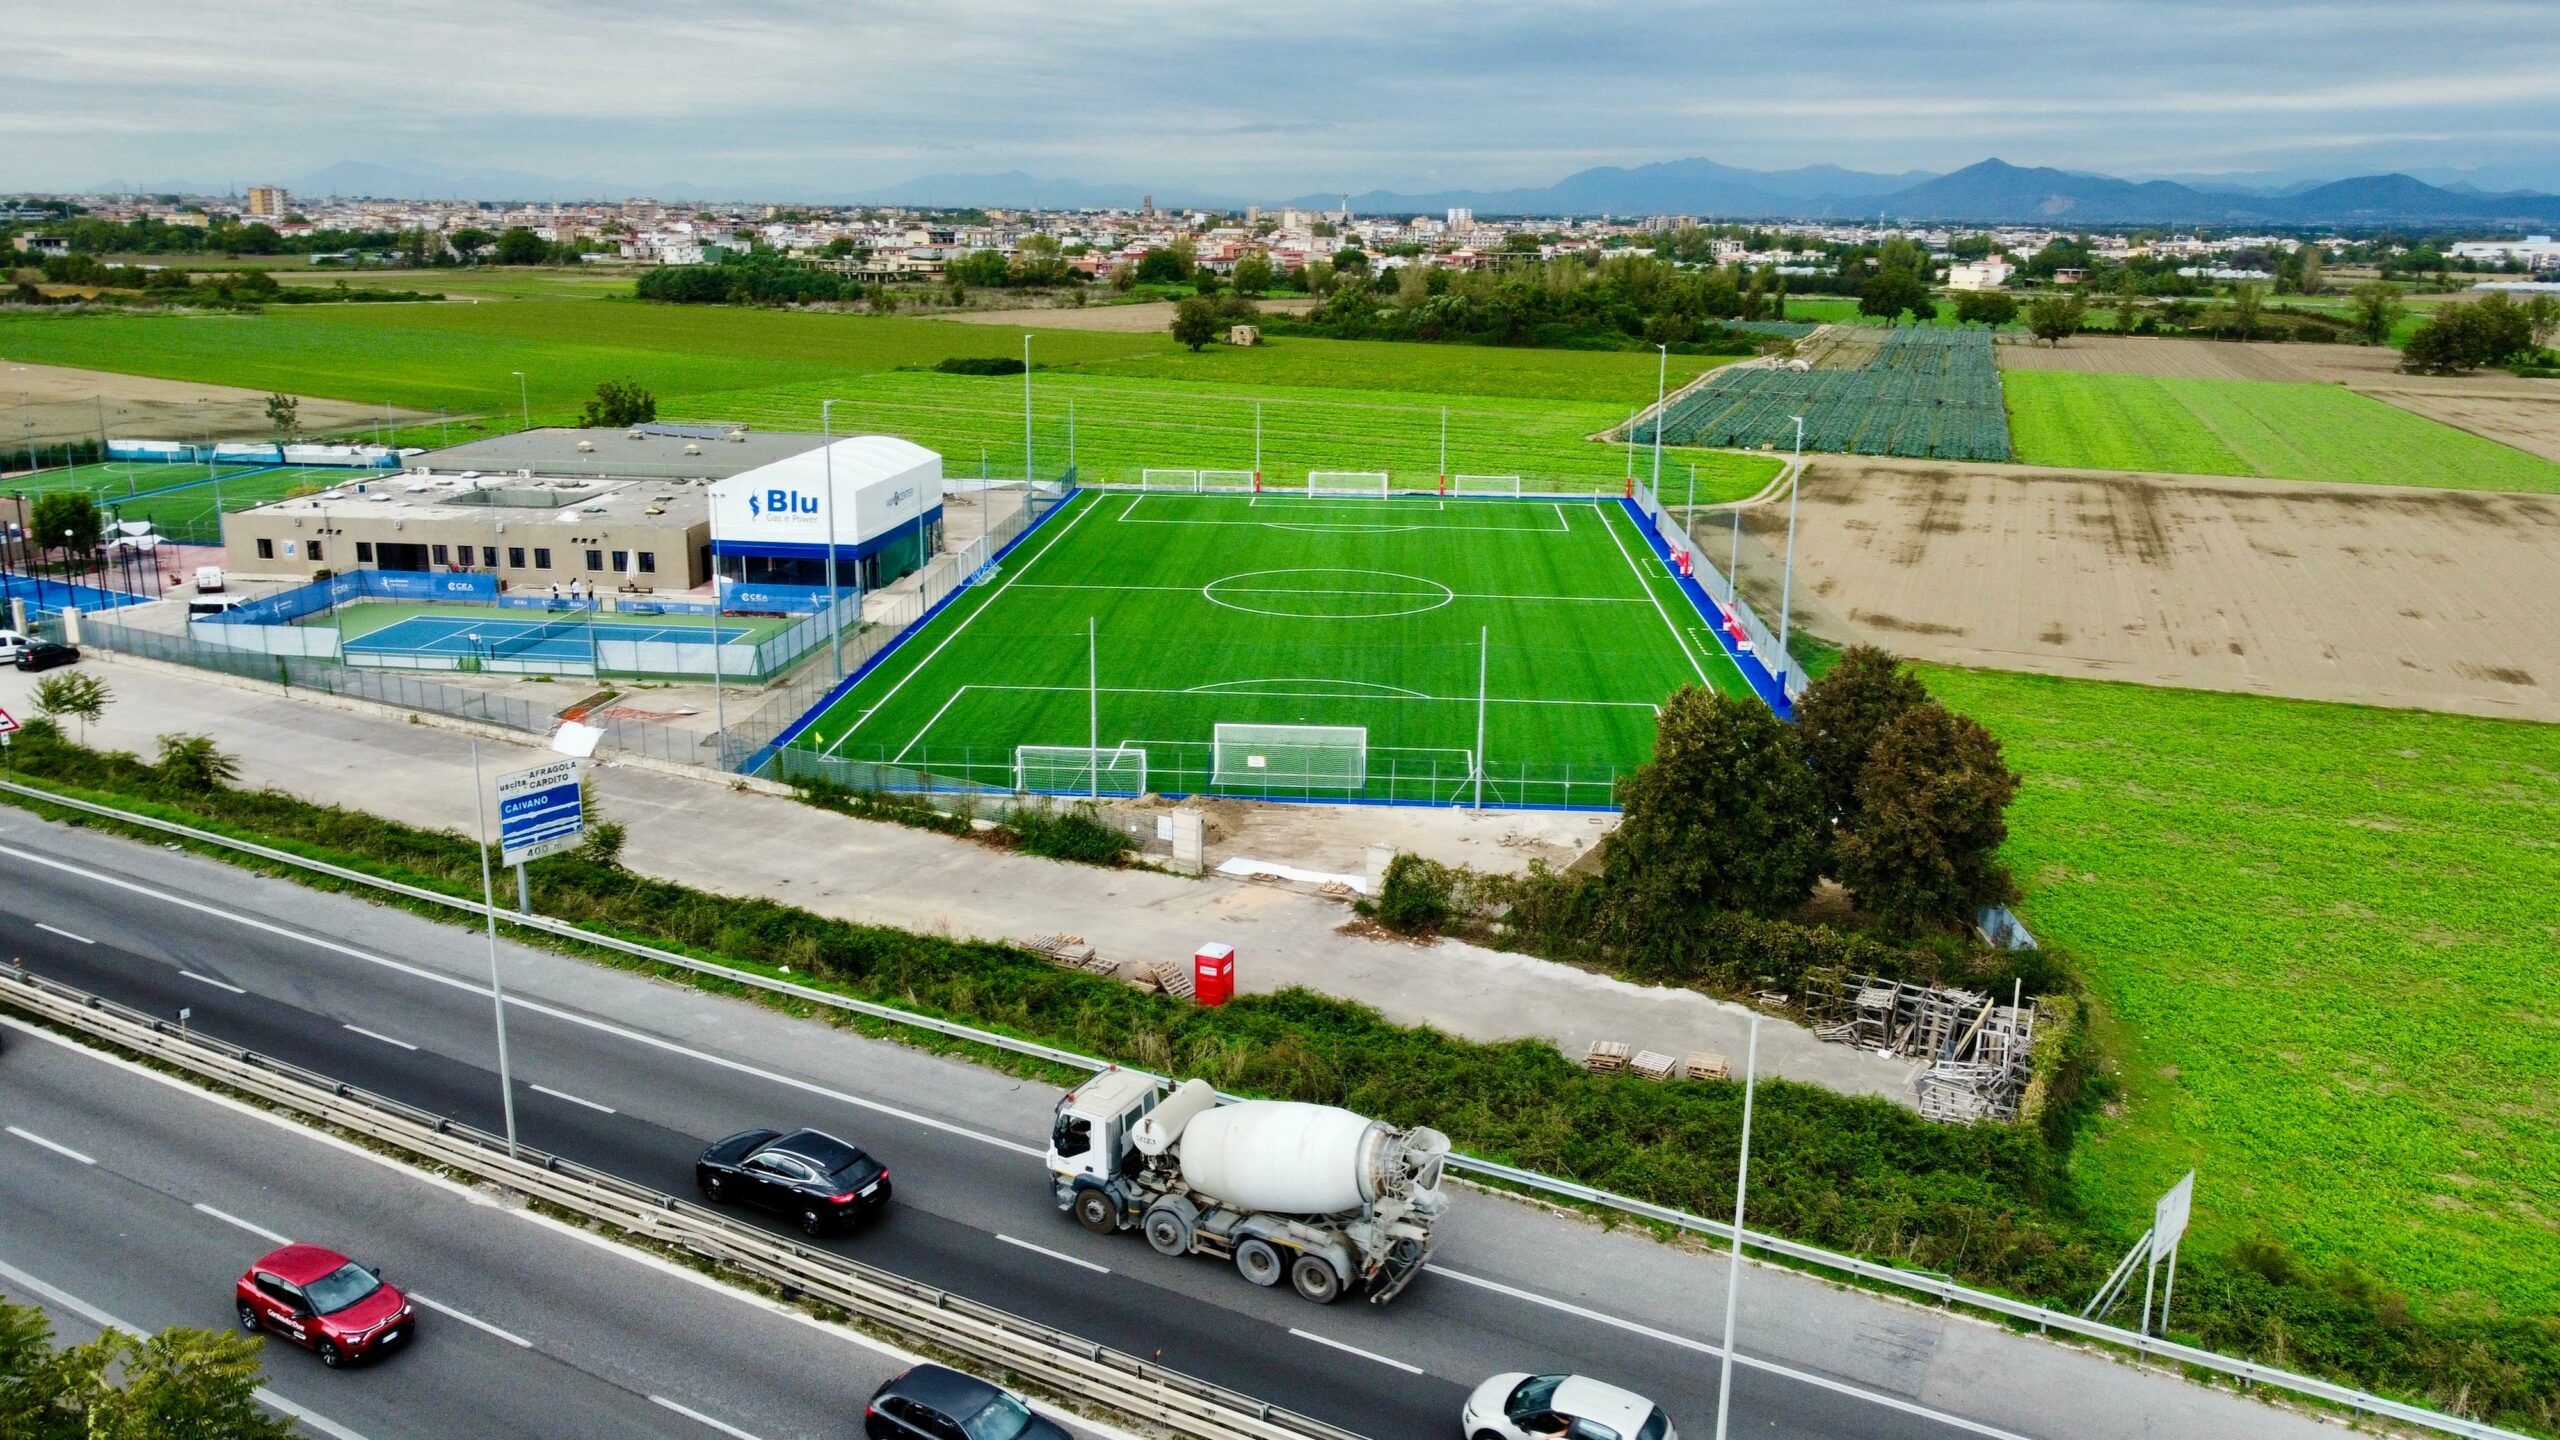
[820,491,1101,759]
[889,684,977,768]
[1010,580,1644,605]
[969,682,1657,711]
[1598,503,1712,687]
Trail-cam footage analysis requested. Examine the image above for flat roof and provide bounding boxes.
[416,425,828,481]
[241,471,710,529]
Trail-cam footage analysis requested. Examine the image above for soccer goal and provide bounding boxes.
[1198,469,1256,492]
[1140,469,1200,492]
[1211,724,1367,792]
[1014,743,1149,796]
[1452,474,1523,497]
[1307,471,1390,498]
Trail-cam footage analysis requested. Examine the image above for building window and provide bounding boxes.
[609,550,628,575]
[507,546,525,568]
[636,552,656,574]
[481,545,498,567]
[356,541,374,563]
[431,544,450,565]
[533,548,552,569]
[255,538,274,560]
[308,542,324,563]
[584,549,603,572]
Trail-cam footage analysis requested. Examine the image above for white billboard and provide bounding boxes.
[710,436,941,549]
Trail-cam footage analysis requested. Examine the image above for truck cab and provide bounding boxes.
[1047,1069,1161,1198]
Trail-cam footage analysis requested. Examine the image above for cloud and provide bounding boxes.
[4,0,2555,196]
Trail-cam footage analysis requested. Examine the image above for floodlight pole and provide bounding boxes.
[1474,626,1487,812]
[709,502,727,767]
[1439,407,1447,482]
[1713,1013,1761,1440]
[468,742,522,1160]
[1651,343,1667,495]
[1087,616,1099,799]
[1254,401,1263,479]
[1777,415,1805,690]
[821,398,842,678]
[1023,334,1034,482]
[511,371,530,433]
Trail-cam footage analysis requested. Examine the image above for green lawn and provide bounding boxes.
[1926,666,2560,1313]
[685,371,1783,499]
[2004,371,2560,491]
[12,461,355,543]
[1082,334,1740,403]
[789,489,1746,806]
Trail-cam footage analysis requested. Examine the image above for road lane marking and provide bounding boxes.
[650,1395,769,1440]
[34,923,93,944]
[193,1203,292,1246]
[6,1126,95,1165]
[0,1252,372,1440]
[0,844,1041,1158]
[530,1083,615,1114]
[1428,1265,2037,1440]
[1288,1327,1423,1374]
[409,1292,532,1347]
[997,1234,1110,1274]
[182,970,248,994]
[341,1023,418,1051]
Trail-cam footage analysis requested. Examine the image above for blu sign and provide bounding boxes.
[747,488,822,521]
[496,760,584,867]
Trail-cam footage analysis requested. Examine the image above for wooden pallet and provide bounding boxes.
[1583,1040,1631,1074]
[1143,960,1196,1001]
[1683,1051,1732,1081]
[1023,933,1117,976]
[1630,1050,1679,1081]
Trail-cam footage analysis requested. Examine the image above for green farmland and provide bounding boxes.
[1928,666,2560,1314]
[2005,371,2560,492]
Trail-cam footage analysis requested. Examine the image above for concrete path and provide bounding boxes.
[0,652,1924,1106]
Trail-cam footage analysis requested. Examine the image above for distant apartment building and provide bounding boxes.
[246,186,289,219]
[1446,207,1473,230]
[1945,258,2015,291]
[2450,236,2560,271]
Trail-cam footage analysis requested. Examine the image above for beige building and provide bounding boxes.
[246,186,290,219]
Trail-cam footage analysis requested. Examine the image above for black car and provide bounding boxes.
[14,640,79,672]
[866,1364,1067,1440]
[694,1127,890,1235]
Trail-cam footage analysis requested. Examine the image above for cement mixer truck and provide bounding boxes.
[1046,1070,1451,1304]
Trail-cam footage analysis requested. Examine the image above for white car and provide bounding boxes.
[1462,1373,1675,1440]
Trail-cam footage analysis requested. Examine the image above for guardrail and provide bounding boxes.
[0,778,2526,1440]
[0,964,1360,1440]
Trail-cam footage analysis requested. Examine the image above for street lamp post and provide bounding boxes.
[820,398,843,678]
[1776,415,1805,693]
[1712,1014,1762,1440]
[1022,334,1034,482]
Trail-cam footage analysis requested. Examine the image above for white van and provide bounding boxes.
[186,594,253,619]
[193,565,226,593]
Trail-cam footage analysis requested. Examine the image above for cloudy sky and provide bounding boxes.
[9,0,2558,198]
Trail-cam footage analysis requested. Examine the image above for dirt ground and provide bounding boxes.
[942,296,1320,331]
[1748,456,2560,722]
[4,360,435,452]
[1995,334,2560,461]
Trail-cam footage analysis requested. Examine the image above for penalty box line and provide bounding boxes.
[1009,580,1650,606]
[1115,493,1577,534]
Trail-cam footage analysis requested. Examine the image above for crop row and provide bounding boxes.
[1644,327,2012,462]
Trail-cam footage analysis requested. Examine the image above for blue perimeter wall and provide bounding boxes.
[1614,496,1794,718]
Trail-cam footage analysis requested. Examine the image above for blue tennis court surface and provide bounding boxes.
[344,613,754,662]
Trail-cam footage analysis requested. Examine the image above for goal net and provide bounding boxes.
[1211,724,1367,792]
[1198,469,1255,492]
[1452,474,1523,496]
[1140,469,1199,492]
[1014,743,1149,796]
[1307,471,1390,498]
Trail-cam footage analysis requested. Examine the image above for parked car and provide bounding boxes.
[694,1127,891,1236]
[0,630,31,664]
[865,1363,1067,1440]
[1462,1373,1674,1440]
[13,639,79,672]
[234,1243,414,1368]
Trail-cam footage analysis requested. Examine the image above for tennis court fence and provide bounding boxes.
[1627,478,1804,702]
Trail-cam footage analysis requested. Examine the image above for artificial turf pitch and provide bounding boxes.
[787,489,1750,806]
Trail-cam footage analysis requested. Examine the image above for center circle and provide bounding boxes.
[1202,568,1455,620]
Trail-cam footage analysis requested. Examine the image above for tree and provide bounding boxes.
[29,491,102,558]
[1133,248,1186,285]
[60,1325,292,1440]
[1600,687,1823,923]
[492,226,550,265]
[1231,252,1274,296]
[2525,293,2559,353]
[1789,645,1929,834]
[31,671,109,744]
[580,378,656,428]
[447,226,496,262]
[1191,264,1223,295]
[2228,282,2265,341]
[1830,702,2020,934]
[2401,294,2536,373]
[946,249,1009,288]
[262,392,299,441]
[1857,268,1928,322]
[2348,281,2406,345]
[1333,247,1369,275]
[2025,293,2083,346]
[1107,262,1135,293]
[155,734,242,793]
[1951,290,2017,327]
[1170,295,1220,350]
[2112,271,2142,333]
[2297,244,2324,296]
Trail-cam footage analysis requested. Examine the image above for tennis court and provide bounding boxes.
[778,488,1759,807]
[336,605,772,664]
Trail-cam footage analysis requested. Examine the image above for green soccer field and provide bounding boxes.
[785,489,1749,806]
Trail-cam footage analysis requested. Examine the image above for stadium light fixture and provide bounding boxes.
[1777,416,1805,692]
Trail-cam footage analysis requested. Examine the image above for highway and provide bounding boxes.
[0,813,2333,1440]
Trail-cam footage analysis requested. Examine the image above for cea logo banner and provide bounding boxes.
[746,488,822,521]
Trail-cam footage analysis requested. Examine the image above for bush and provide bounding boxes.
[1359,854,1457,934]
[576,819,627,868]
[1004,803,1137,865]
[152,734,241,794]
[933,356,1027,376]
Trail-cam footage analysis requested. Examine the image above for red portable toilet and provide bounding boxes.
[1193,943,1236,1006]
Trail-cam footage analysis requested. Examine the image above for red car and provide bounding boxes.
[234,1244,414,1367]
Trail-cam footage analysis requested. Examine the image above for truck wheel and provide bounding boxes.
[1289,1254,1342,1304]
[1073,1189,1119,1235]
[1234,1238,1284,1287]
[1142,1204,1194,1257]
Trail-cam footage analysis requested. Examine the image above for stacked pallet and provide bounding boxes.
[1021,933,1117,976]
[1141,960,1196,1001]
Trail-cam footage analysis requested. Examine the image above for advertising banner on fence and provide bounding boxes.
[496,759,583,866]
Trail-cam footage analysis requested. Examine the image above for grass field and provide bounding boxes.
[2004,371,2560,491]
[1926,666,2560,1313]
[17,462,365,542]
[686,371,1784,500]
[789,489,1747,807]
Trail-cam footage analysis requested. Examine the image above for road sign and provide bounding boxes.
[2152,1171,2195,1261]
[496,759,583,867]
[0,707,19,736]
